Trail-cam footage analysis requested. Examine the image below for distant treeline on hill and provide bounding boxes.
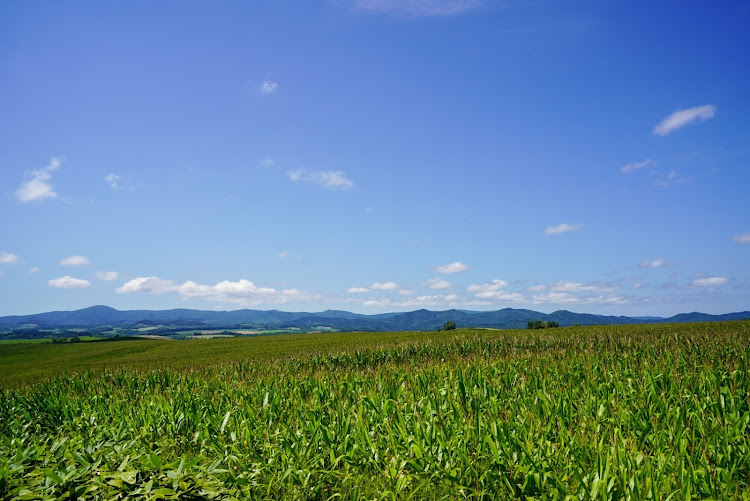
[0,305,748,339]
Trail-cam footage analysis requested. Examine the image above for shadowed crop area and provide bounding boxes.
[2,322,750,499]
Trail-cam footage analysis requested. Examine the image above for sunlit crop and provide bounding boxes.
[1,322,749,499]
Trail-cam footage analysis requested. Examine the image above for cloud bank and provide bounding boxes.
[116,277,314,306]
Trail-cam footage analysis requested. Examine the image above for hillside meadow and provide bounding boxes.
[1,322,750,499]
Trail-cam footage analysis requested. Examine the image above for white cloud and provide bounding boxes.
[105,173,121,189]
[260,80,278,94]
[29,266,39,273]
[0,252,19,264]
[527,284,546,292]
[544,223,583,236]
[353,0,480,17]
[16,157,62,202]
[436,261,470,274]
[361,299,391,307]
[621,158,655,174]
[49,276,91,289]
[116,276,314,306]
[399,289,415,296]
[531,291,626,305]
[288,169,354,190]
[178,279,312,305]
[732,232,750,244]
[279,251,289,258]
[426,277,451,290]
[59,255,90,266]
[692,277,728,287]
[94,271,119,281]
[362,295,445,308]
[474,290,525,302]
[116,276,178,294]
[371,281,399,290]
[653,105,716,136]
[347,281,399,293]
[550,281,616,293]
[467,279,508,293]
[639,258,667,268]
[260,157,275,167]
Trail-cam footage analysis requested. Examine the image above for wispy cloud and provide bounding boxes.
[105,173,121,189]
[733,232,750,244]
[29,266,39,273]
[59,255,90,267]
[0,252,19,264]
[550,281,617,293]
[260,157,275,167]
[653,105,716,136]
[436,261,470,274]
[425,277,451,290]
[278,251,289,258]
[361,295,446,308]
[531,291,627,305]
[371,281,399,290]
[16,157,62,202]
[654,170,692,187]
[260,80,278,94]
[691,277,728,287]
[288,169,354,190]
[544,222,583,236]
[467,280,524,302]
[621,158,655,174]
[49,276,91,288]
[94,271,119,281]
[639,258,668,268]
[346,282,399,293]
[467,279,508,293]
[352,0,480,17]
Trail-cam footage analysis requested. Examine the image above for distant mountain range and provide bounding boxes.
[1,305,748,332]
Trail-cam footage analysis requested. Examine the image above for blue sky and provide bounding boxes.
[1,0,749,317]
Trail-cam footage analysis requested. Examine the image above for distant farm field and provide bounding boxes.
[2,322,750,499]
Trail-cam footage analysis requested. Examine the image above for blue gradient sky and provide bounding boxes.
[2,0,749,316]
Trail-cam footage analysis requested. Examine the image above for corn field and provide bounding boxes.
[1,322,750,499]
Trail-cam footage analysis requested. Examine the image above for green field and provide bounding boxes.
[2,322,750,499]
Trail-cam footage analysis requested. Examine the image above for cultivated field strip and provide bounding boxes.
[1,322,749,499]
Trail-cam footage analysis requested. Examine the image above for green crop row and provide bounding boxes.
[1,322,750,499]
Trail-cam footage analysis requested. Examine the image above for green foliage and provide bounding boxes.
[528,320,559,329]
[444,321,456,331]
[1,321,750,498]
